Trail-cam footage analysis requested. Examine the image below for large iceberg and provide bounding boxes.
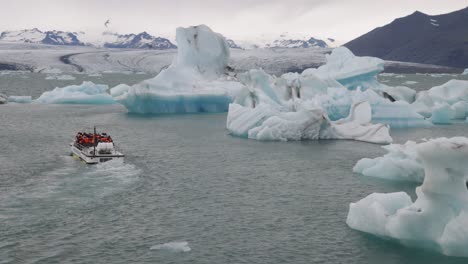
[353,141,424,182]
[227,69,392,144]
[111,25,243,114]
[35,81,115,104]
[347,137,468,257]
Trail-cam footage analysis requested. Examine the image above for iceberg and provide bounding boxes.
[353,141,424,182]
[304,47,384,90]
[111,25,244,114]
[412,80,468,122]
[462,69,468,75]
[347,137,468,257]
[8,96,32,104]
[227,89,392,144]
[35,81,115,104]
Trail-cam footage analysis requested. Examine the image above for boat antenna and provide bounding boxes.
[93,126,96,157]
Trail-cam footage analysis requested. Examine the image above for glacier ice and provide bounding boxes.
[413,80,468,122]
[431,103,453,124]
[347,137,468,257]
[304,47,384,90]
[35,81,115,104]
[462,69,468,75]
[111,25,243,114]
[353,141,424,182]
[227,73,392,144]
[8,96,32,104]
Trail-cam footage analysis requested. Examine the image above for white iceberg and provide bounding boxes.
[8,96,32,104]
[353,141,424,182]
[305,47,384,90]
[111,25,244,114]
[347,137,468,257]
[413,80,468,122]
[227,71,392,144]
[462,69,468,75]
[35,81,115,104]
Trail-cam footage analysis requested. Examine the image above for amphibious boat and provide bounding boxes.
[70,127,124,164]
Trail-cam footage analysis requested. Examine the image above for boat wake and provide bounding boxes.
[1,156,140,211]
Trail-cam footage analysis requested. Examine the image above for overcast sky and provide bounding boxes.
[0,0,466,42]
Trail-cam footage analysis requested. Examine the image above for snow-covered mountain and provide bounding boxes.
[0,28,84,46]
[233,32,337,49]
[226,39,242,49]
[102,32,176,49]
[0,29,336,50]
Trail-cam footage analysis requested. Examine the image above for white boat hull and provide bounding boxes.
[70,144,124,164]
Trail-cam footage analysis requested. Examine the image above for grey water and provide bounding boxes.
[1,73,468,264]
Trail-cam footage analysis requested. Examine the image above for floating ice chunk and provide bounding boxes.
[462,69,468,75]
[346,192,412,237]
[371,102,430,128]
[7,96,32,104]
[428,79,468,105]
[307,47,384,90]
[36,81,115,104]
[412,80,468,123]
[353,141,424,182]
[45,74,76,80]
[88,73,102,77]
[451,101,468,119]
[228,101,392,144]
[431,103,453,124]
[111,25,243,114]
[347,137,468,257]
[150,241,191,252]
[403,81,418,85]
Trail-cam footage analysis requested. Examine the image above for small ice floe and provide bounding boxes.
[150,241,191,252]
[431,22,440,27]
[88,73,102,77]
[45,74,76,80]
[8,96,32,103]
[40,67,63,74]
[403,80,418,85]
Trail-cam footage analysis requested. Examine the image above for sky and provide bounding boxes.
[0,0,466,42]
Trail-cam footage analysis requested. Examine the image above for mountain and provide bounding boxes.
[103,32,176,49]
[345,7,468,68]
[0,28,84,46]
[226,39,242,49]
[233,33,334,49]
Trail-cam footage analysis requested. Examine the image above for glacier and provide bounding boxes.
[347,137,468,257]
[353,141,424,182]
[35,81,115,104]
[111,25,244,114]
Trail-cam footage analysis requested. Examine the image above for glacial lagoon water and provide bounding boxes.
[1,73,468,263]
